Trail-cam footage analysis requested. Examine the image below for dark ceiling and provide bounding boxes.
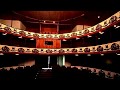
[0,11,118,27]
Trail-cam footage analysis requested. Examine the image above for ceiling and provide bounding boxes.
[0,11,118,27]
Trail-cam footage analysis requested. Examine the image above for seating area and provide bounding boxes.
[0,65,120,81]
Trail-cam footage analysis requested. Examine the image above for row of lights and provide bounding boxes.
[2,33,34,40]
[63,31,104,41]
[0,53,119,56]
[75,53,120,56]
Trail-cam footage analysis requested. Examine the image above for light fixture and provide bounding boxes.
[81,14,85,16]
[98,16,100,18]
[99,31,104,34]
[87,35,92,38]
[0,53,4,55]
[2,33,7,35]
[115,25,120,29]
[53,21,55,23]
[114,25,117,27]
[87,54,91,56]
[15,54,19,55]
[76,37,80,40]
[63,39,67,41]
[30,38,34,40]
[116,53,120,55]
[44,21,46,23]
[75,54,79,56]
[100,54,104,56]
[18,36,22,38]
[98,38,100,39]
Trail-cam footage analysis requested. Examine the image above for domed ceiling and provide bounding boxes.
[0,11,117,26]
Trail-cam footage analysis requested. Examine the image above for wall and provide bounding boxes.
[41,24,57,34]
[0,20,26,30]
[65,54,120,73]
[72,25,91,32]
[59,25,73,34]
[65,61,71,67]
[18,59,35,66]
[36,38,61,48]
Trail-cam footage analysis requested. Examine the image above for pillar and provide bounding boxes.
[57,55,65,66]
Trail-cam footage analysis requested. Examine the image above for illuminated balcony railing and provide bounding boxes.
[0,11,119,40]
[0,41,119,55]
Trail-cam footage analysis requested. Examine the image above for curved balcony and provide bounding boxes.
[0,11,119,40]
[0,41,119,55]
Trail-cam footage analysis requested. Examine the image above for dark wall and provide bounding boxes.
[59,25,73,34]
[65,53,120,73]
[35,55,48,68]
[61,26,120,48]
[0,33,36,48]
[0,54,35,68]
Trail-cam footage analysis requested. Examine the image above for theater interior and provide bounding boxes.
[0,10,120,81]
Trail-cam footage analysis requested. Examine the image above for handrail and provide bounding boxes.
[0,41,119,55]
[0,11,119,40]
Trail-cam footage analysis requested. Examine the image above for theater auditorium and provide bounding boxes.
[0,11,120,81]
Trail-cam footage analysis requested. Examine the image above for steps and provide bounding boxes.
[36,69,53,80]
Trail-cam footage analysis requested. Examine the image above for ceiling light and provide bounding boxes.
[98,38,100,39]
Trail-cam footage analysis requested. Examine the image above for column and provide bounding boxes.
[57,55,65,66]
[57,23,59,34]
[39,23,41,33]
[48,56,50,68]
